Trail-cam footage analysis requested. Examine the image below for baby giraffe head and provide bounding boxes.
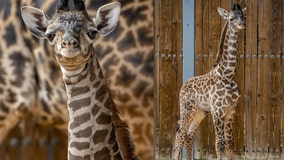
[217,3,246,31]
[21,0,120,76]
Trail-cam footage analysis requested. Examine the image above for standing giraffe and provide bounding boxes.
[173,4,246,160]
[21,0,137,159]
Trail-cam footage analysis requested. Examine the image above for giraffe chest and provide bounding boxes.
[208,80,240,107]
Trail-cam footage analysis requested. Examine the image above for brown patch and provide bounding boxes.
[73,127,92,138]
[113,152,123,160]
[89,64,96,81]
[6,89,17,103]
[69,97,91,112]
[70,141,90,151]
[92,104,100,116]
[70,86,90,97]
[93,81,101,88]
[93,129,108,144]
[216,90,225,97]
[70,113,90,129]
[98,70,104,78]
[0,101,9,113]
[96,113,112,125]
[229,62,237,67]
[95,85,108,102]
[89,72,96,81]
[93,147,111,159]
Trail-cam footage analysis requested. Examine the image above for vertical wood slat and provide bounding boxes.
[154,0,182,159]
[50,128,68,160]
[244,0,258,159]
[23,115,48,160]
[282,1,284,159]
[194,0,207,158]
[269,0,282,159]
[233,0,245,158]
[194,0,211,159]
[257,0,271,159]
[0,115,68,160]
[0,125,22,160]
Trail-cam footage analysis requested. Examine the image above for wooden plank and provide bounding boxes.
[0,124,22,160]
[194,0,204,76]
[153,0,161,158]
[257,0,271,159]
[50,128,68,160]
[281,1,284,159]
[268,0,282,159]
[244,0,258,159]
[158,0,173,157]
[194,0,206,158]
[232,1,245,159]
[154,0,182,159]
[194,0,212,158]
[22,114,48,160]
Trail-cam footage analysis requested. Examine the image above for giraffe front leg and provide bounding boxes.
[212,112,226,160]
[224,107,236,160]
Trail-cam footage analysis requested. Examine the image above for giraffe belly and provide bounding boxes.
[198,103,211,112]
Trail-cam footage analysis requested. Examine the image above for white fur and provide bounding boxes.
[93,2,121,36]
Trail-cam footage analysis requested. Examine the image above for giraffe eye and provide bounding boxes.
[45,33,55,42]
[87,31,98,39]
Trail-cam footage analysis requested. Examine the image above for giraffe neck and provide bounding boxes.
[62,49,122,160]
[213,21,239,80]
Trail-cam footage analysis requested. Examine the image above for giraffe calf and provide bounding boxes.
[174,3,246,160]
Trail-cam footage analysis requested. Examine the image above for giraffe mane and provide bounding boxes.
[57,0,69,12]
[57,0,86,12]
[231,3,241,11]
[111,100,138,160]
[213,21,229,68]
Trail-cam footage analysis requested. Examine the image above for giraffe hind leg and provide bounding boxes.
[174,117,192,160]
[185,109,205,160]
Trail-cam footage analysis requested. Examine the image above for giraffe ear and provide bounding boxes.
[21,6,50,38]
[93,2,121,36]
[242,7,246,17]
[217,7,229,20]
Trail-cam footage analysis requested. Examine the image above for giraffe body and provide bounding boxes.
[174,4,246,160]
[21,1,137,159]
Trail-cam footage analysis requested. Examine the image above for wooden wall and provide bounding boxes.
[194,0,284,159]
[0,114,67,160]
[154,0,183,159]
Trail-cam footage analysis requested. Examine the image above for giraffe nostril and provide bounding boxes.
[62,41,67,48]
[70,39,79,47]
[61,39,79,48]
